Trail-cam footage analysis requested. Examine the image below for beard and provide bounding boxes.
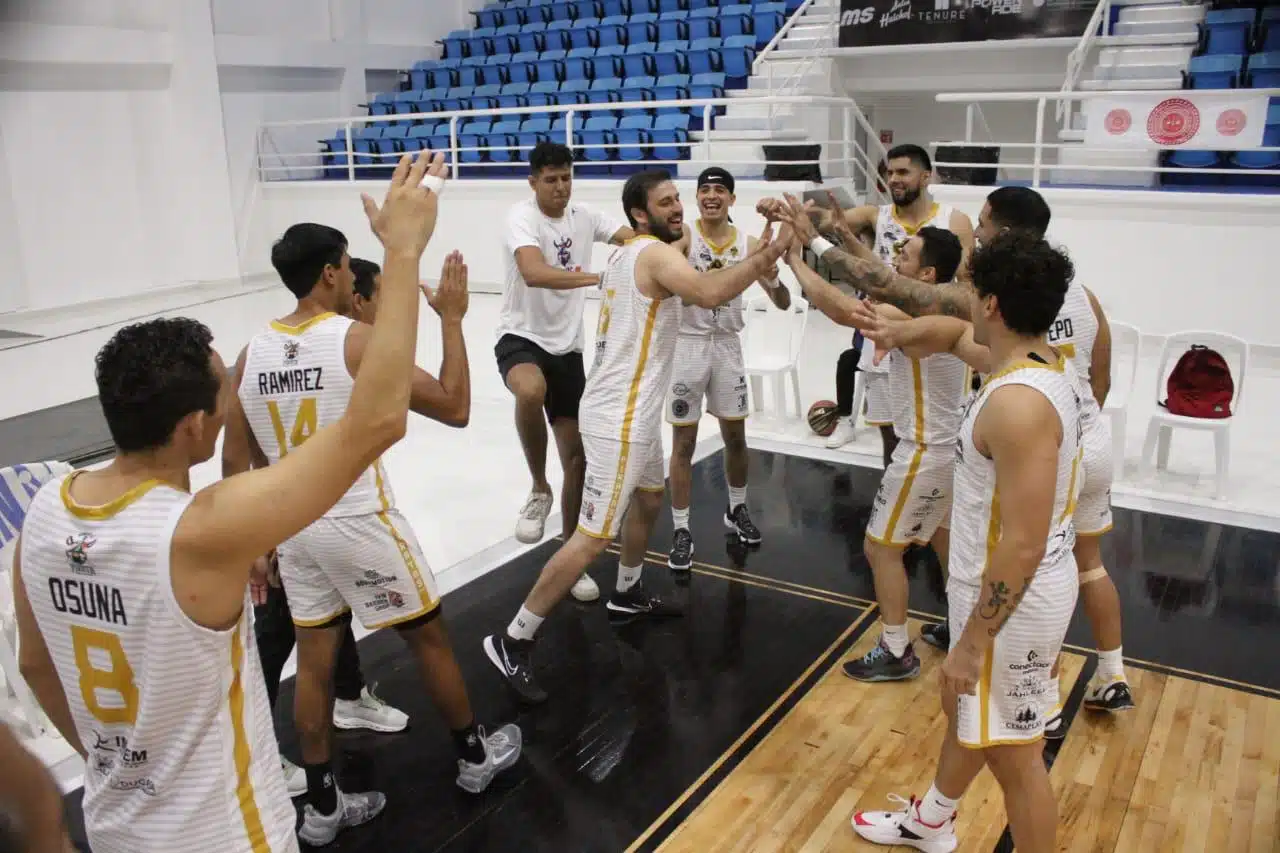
[650,217,683,244]
[891,185,921,207]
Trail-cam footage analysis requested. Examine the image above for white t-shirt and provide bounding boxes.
[496,198,625,355]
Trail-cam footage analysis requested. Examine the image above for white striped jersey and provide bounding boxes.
[239,312,395,517]
[1047,279,1102,423]
[680,220,749,335]
[19,473,297,853]
[579,237,683,445]
[885,349,969,445]
[860,201,958,375]
[949,354,1084,587]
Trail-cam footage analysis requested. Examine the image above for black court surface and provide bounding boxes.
[60,449,1280,852]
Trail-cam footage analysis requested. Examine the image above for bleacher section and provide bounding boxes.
[1163,2,1280,186]
[321,0,805,178]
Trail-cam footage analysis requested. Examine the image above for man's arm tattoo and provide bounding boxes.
[822,246,973,320]
[978,579,1030,637]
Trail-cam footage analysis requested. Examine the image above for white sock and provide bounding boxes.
[727,485,747,511]
[882,623,909,658]
[672,506,690,530]
[1097,647,1125,682]
[506,606,543,642]
[915,783,959,828]
[617,563,643,592]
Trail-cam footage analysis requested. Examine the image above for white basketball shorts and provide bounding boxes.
[277,510,439,630]
[863,374,892,426]
[666,333,749,425]
[1075,414,1114,536]
[577,433,666,540]
[865,439,954,547]
[948,557,1078,748]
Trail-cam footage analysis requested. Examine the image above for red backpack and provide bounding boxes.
[1162,345,1234,419]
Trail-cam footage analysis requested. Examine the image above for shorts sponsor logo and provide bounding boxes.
[1009,649,1052,674]
[583,502,596,521]
[364,590,406,614]
[672,399,691,419]
[109,777,158,796]
[1006,674,1047,701]
[355,569,398,589]
[673,383,690,397]
[1008,704,1040,732]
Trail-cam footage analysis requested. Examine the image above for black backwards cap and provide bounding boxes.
[697,166,735,194]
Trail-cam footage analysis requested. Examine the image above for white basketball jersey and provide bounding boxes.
[680,220,750,336]
[885,350,969,445]
[861,201,957,374]
[19,473,297,853]
[578,237,683,445]
[1047,280,1101,421]
[949,355,1084,587]
[240,312,395,517]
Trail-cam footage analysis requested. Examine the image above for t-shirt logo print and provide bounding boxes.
[555,236,573,269]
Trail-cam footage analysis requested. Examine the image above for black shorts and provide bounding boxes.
[495,333,586,423]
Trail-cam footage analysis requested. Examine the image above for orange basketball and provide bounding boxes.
[808,400,839,436]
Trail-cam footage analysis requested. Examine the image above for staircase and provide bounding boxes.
[1055,0,1207,186]
[678,0,840,179]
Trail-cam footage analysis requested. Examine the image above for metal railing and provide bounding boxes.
[1059,0,1112,128]
[759,0,838,106]
[933,89,1280,188]
[256,93,887,194]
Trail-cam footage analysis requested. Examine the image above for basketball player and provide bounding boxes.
[497,142,635,604]
[228,228,521,838]
[845,186,1134,725]
[850,231,1081,853]
[762,145,974,466]
[665,166,791,571]
[778,195,968,682]
[230,253,410,802]
[0,720,73,853]
[11,149,447,853]
[483,170,791,704]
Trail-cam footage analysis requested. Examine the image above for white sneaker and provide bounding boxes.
[570,573,600,602]
[297,787,386,847]
[281,755,306,798]
[455,723,523,794]
[826,417,857,448]
[851,794,958,852]
[515,491,554,543]
[333,686,409,733]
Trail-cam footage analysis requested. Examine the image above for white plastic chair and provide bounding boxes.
[1101,321,1141,481]
[742,293,809,418]
[1,558,48,739]
[1140,331,1248,500]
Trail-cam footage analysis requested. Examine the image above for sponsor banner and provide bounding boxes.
[838,0,1094,48]
[1084,93,1269,150]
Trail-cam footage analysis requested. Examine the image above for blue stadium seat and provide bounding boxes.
[687,0,716,9]
[586,115,618,130]
[571,1,603,19]
[651,113,691,162]
[1247,52,1280,88]
[561,78,593,103]
[1163,149,1221,188]
[543,49,569,61]
[621,76,657,101]
[454,66,482,87]
[472,83,503,109]
[588,77,624,107]
[545,21,572,51]
[623,46,653,78]
[632,0,660,13]
[588,53,621,78]
[489,121,523,163]
[1186,54,1244,88]
[441,86,473,112]
[475,8,504,29]
[719,5,755,39]
[441,30,471,59]
[515,30,544,53]
[686,15,717,40]
[533,57,565,83]
[354,126,382,171]
[597,23,625,47]
[721,34,755,83]
[552,115,587,134]
[568,20,600,49]
[654,43,688,76]
[1261,8,1280,53]
[685,47,720,76]
[653,72,690,102]
[657,0,684,13]
[1230,104,1280,173]
[367,92,396,117]
[601,13,629,26]
[1201,8,1253,56]
[601,0,628,17]
[497,82,531,111]
[626,20,657,44]
[620,115,653,129]
[467,30,496,57]
[390,91,418,117]
[658,17,688,41]
[631,12,659,23]
[405,124,434,151]
[523,117,554,134]
[753,5,785,48]
[568,46,596,58]
[564,57,591,79]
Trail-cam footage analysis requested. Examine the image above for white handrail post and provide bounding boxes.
[1032,97,1046,187]
[565,108,575,177]
[842,106,851,180]
[449,117,459,180]
[702,104,712,162]
[965,104,975,143]
[345,122,354,182]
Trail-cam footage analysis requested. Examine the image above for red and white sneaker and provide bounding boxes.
[851,794,958,852]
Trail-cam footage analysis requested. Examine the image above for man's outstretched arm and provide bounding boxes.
[819,245,974,320]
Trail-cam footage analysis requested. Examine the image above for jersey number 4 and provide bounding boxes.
[267,398,318,456]
[71,625,139,725]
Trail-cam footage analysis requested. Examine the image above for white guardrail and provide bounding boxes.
[255,93,887,197]
[1059,0,1111,127]
[932,89,1280,187]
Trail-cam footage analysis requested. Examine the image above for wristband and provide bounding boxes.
[420,174,447,196]
[809,236,834,258]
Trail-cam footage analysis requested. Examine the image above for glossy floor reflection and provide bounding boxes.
[60,449,1280,852]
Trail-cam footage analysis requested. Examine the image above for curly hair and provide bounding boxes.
[95,318,221,453]
[970,231,1073,338]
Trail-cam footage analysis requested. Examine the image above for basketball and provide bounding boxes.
[807,400,840,436]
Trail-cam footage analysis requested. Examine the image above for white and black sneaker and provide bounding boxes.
[606,582,685,624]
[455,724,523,794]
[297,787,386,847]
[724,504,762,545]
[851,794,958,852]
[919,623,950,651]
[669,528,694,571]
[1083,678,1136,713]
[1043,705,1066,740]
[483,634,547,705]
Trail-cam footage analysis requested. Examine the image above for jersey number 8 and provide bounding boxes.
[71,625,139,725]
[267,398,318,456]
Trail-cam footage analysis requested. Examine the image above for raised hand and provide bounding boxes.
[782,193,819,244]
[825,191,860,249]
[422,250,469,321]
[755,198,788,223]
[361,150,448,258]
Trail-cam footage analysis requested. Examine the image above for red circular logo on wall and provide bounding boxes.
[1104,109,1131,135]
[1146,98,1200,145]
[1216,108,1247,136]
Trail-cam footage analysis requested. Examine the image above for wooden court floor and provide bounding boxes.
[633,562,1280,853]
